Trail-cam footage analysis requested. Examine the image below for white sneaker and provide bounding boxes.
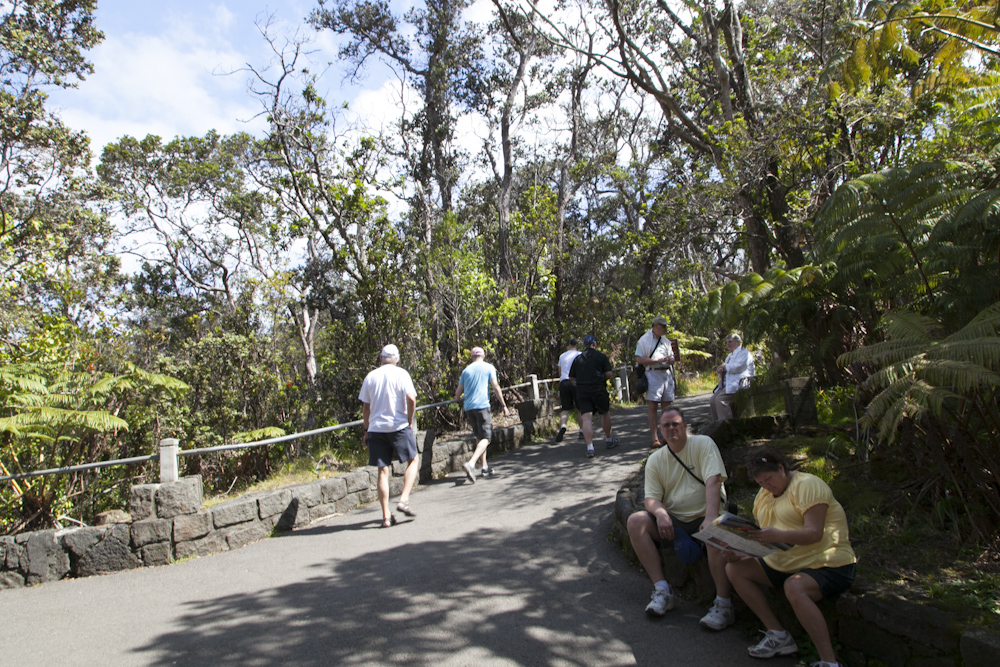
[699,600,736,630]
[747,630,797,658]
[644,588,675,616]
[462,462,476,484]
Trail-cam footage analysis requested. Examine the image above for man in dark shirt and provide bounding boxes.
[569,334,620,458]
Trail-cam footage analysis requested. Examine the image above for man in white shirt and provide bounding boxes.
[358,344,419,528]
[555,338,580,442]
[635,316,675,448]
[710,333,755,421]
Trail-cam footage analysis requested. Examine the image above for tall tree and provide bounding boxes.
[310,0,482,367]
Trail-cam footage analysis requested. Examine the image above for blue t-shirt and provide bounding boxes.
[459,361,497,410]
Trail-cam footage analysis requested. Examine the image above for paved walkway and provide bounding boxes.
[0,395,777,666]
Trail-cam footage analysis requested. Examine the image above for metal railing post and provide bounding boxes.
[160,438,179,483]
[614,377,622,401]
[619,366,630,399]
[528,374,539,401]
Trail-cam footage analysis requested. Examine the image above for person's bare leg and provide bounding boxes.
[601,411,612,439]
[581,412,594,445]
[646,400,659,443]
[707,543,733,598]
[467,438,489,468]
[785,575,838,663]
[377,466,391,521]
[399,457,418,505]
[627,512,665,583]
[726,558,783,631]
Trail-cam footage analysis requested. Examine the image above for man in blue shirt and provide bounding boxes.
[454,346,509,482]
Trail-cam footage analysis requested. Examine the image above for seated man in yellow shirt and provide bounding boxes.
[624,407,736,631]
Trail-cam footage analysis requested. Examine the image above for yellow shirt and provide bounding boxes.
[755,471,857,573]
[644,434,728,522]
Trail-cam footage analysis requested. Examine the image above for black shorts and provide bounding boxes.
[466,408,493,442]
[576,390,610,416]
[760,560,856,600]
[559,380,577,411]
[367,427,417,468]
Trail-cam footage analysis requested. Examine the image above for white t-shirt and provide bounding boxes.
[358,363,417,433]
[635,330,674,370]
[558,349,581,381]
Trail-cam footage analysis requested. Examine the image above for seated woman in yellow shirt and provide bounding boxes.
[724,449,857,667]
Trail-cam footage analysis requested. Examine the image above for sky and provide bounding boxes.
[47,0,402,156]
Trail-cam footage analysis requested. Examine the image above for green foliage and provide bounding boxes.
[0,331,188,533]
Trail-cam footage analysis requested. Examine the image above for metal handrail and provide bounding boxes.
[0,375,559,483]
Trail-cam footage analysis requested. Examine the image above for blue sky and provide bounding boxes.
[48,1,360,154]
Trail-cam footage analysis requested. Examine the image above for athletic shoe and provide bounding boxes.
[556,426,566,442]
[747,630,798,658]
[578,431,584,440]
[699,600,736,631]
[586,448,595,458]
[605,437,620,449]
[645,588,676,616]
[462,461,476,484]
[480,466,495,478]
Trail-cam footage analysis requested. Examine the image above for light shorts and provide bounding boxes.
[645,368,675,403]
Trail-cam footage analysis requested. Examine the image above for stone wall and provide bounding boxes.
[0,400,556,589]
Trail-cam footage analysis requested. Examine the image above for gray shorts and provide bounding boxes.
[467,408,493,442]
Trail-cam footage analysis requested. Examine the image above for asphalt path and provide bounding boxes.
[0,394,782,666]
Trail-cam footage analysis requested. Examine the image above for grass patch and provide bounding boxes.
[677,372,717,396]
[203,446,368,508]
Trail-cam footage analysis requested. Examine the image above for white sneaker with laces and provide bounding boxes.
[644,588,676,616]
[462,461,476,484]
[699,600,735,630]
[747,630,798,658]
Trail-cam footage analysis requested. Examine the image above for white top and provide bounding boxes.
[635,329,674,370]
[558,349,581,381]
[358,364,417,433]
[722,346,754,394]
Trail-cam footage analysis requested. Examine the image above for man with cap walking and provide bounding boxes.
[635,316,676,448]
[569,334,619,458]
[359,344,419,528]
[454,346,509,482]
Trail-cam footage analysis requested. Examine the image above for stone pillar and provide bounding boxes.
[528,374,539,401]
[159,438,179,484]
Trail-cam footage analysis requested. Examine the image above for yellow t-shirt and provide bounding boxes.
[755,471,857,573]
[644,434,728,522]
